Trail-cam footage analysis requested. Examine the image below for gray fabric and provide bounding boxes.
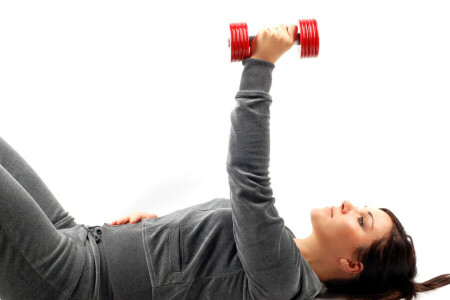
[226,58,324,299]
[0,57,324,300]
[100,221,152,299]
[95,231,114,300]
[0,136,100,300]
[101,58,324,299]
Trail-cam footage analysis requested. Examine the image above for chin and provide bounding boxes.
[309,208,322,226]
[310,207,325,219]
[310,208,330,235]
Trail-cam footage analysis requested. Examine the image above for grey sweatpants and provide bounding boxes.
[0,136,100,300]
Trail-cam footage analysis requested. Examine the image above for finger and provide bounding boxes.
[117,217,130,225]
[277,23,288,34]
[250,33,259,56]
[287,24,298,43]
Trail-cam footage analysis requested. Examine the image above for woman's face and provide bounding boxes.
[310,200,394,261]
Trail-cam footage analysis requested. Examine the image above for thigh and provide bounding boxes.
[0,164,86,299]
[0,228,70,300]
[0,136,76,229]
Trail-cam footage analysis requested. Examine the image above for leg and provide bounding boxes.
[0,164,87,299]
[0,136,76,229]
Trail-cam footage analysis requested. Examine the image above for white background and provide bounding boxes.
[1,1,449,298]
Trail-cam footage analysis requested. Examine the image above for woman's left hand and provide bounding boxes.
[108,211,158,225]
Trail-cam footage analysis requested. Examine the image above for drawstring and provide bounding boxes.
[87,226,103,243]
[86,225,103,300]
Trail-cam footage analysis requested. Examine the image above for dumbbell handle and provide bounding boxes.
[228,34,301,48]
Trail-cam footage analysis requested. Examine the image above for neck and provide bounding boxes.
[293,234,338,282]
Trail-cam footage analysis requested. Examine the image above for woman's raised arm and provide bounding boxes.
[226,24,309,300]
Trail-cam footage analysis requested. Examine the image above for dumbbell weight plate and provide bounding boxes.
[229,23,249,62]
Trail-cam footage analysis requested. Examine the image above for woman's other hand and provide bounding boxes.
[249,23,298,64]
[108,211,158,225]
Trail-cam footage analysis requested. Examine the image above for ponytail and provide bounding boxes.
[414,274,450,293]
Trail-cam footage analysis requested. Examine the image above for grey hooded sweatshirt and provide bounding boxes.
[100,58,325,300]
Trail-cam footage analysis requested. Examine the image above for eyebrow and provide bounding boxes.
[368,211,374,231]
[364,205,374,230]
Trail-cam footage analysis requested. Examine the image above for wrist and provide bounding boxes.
[249,55,276,64]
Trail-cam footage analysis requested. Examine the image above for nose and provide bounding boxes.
[341,200,356,214]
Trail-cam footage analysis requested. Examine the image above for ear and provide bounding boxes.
[338,257,364,275]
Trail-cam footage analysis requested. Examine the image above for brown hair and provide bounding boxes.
[322,208,450,300]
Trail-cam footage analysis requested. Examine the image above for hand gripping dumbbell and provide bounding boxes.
[228,19,319,62]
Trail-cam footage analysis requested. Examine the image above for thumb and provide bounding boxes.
[287,24,298,44]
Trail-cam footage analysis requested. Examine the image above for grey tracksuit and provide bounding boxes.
[0,58,324,300]
[0,135,101,300]
[101,58,324,300]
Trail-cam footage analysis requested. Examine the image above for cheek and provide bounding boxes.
[310,210,366,255]
[335,220,357,240]
[334,220,366,253]
[311,210,358,242]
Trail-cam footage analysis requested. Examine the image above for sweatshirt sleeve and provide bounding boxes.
[226,58,305,300]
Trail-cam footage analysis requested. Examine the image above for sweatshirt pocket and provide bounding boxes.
[169,227,182,273]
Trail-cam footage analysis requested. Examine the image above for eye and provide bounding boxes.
[358,217,364,228]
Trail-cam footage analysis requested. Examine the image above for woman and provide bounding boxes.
[1,24,449,300]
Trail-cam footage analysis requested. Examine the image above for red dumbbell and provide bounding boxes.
[228,20,319,62]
